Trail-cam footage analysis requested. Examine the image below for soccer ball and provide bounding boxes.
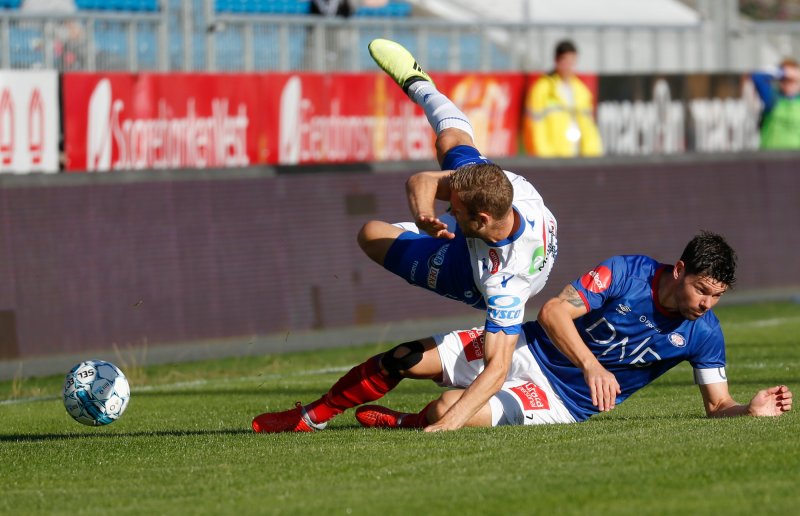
[63,360,130,426]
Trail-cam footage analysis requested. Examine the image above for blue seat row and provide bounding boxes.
[215,0,310,14]
[355,2,411,17]
[75,0,159,11]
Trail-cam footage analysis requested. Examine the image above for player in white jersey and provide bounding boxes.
[252,39,558,433]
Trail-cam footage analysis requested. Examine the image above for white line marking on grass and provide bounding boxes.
[725,316,800,329]
[0,366,352,406]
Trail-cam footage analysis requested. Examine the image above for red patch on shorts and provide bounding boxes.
[510,382,550,410]
[457,329,485,361]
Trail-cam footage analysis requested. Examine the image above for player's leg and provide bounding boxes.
[251,338,443,433]
[357,220,406,266]
[355,389,492,429]
[368,39,478,167]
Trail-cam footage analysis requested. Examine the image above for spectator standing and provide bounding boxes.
[524,40,603,158]
[751,58,800,150]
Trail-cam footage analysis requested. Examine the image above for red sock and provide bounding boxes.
[398,401,435,429]
[306,355,400,423]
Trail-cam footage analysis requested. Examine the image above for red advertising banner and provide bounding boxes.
[62,72,525,171]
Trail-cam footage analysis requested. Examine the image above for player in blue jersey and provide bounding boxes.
[344,231,790,429]
[253,40,559,433]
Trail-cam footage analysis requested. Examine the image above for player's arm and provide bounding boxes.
[699,381,793,418]
[537,284,621,412]
[405,170,455,239]
[424,330,517,432]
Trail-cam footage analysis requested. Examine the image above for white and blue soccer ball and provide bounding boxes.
[63,360,130,426]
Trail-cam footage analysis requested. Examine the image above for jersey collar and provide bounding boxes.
[651,265,681,319]
[489,206,525,247]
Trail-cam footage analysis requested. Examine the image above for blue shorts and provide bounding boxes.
[383,231,485,309]
[440,145,493,171]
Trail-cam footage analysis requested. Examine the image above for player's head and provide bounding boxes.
[779,57,800,96]
[448,164,513,238]
[672,231,737,320]
[554,40,578,78]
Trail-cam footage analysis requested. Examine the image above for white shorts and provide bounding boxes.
[435,327,577,426]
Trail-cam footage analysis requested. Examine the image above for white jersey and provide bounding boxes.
[390,171,557,335]
[466,171,557,334]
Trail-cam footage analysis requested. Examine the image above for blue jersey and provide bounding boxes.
[525,255,726,422]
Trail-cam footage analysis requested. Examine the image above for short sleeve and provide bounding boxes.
[570,256,628,312]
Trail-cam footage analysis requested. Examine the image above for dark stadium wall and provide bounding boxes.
[0,153,798,359]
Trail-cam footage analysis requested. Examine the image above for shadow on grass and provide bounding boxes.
[0,424,375,443]
[0,428,255,442]
[130,387,328,398]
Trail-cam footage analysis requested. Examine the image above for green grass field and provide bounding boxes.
[1,302,799,515]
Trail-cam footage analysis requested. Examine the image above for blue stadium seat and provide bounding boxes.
[0,0,23,8]
[215,0,310,15]
[75,0,159,11]
[355,1,411,17]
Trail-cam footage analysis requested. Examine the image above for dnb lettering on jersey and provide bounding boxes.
[580,265,612,294]
[587,317,663,366]
[457,329,485,361]
[510,382,550,410]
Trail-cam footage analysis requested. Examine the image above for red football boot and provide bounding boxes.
[355,404,412,429]
[252,402,328,433]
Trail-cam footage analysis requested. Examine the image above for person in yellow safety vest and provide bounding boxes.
[524,40,603,158]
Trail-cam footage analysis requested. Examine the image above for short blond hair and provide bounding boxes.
[449,164,513,219]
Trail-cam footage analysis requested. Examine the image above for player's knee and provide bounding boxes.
[436,129,474,161]
[380,340,425,377]
[428,391,461,422]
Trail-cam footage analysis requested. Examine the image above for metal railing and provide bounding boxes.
[2,4,800,74]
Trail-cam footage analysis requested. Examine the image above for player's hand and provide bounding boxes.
[748,385,793,416]
[416,215,455,239]
[423,420,460,433]
[584,363,621,412]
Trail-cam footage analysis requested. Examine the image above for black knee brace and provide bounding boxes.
[380,340,425,377]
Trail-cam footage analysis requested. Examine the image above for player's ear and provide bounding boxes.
[477,212,491,229]
[673,260,685,279]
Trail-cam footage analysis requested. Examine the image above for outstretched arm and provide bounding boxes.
[424,330,517,432]
[406,171,455,239]
[700,382,793,417]
[537,285,621,412]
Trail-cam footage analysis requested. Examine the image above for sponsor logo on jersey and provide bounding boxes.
[639,315,663,333]
[528,245,546,275]
[616,304,631,315]
[510,382,550,411]
[488,249,500,274]
[668,332,686,347]
[500,274,513,288]
[457,329,485,361]
[487,295,522,320]
[580,265,612,294]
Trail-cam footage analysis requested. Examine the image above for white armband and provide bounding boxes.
[693,367,727,385]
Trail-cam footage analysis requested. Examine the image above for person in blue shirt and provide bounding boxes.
[345,231,792,429]
[751,58,800,149]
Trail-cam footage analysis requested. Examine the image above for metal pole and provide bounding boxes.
[1,17,10,69]
[128,20,137,72]
[159,4,169,71]
[206,0,216,72]
[183,0,192,70]
[244,22,253,72]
